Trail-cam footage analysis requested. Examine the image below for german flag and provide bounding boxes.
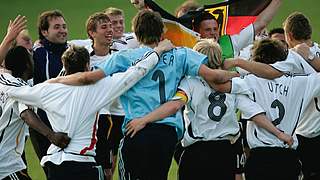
[144,0,271,47]
[204,0,272,36]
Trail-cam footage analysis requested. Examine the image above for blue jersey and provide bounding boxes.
[100,46,206,138]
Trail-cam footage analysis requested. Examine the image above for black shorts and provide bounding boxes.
[95,114,113,169]
[46,161,101,180]
[179,140,235,180]
[3,170,31,180]
[232,122,246,174]
[173,141,185,164]
[119,123,177,180]
[245,147,301,180]
[232,135,246,174]
[109,115,124,154]
[297,134,320,180]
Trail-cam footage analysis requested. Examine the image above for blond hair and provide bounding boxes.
[104,7,124,16]
[193,39,222,69]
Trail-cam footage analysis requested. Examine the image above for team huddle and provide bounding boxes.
[0,0,320,180]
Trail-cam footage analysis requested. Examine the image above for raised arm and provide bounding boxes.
[223,58,283,79]
[0,15,27,65]
[20,109,71,148]
[253,0,282,34]
[125,99,185,138]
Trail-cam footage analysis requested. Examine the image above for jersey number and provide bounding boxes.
[207,92,227,122]
[271,99,285,126]
[152,70,166,104]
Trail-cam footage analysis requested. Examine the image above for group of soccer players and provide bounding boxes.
[0,0,320,180]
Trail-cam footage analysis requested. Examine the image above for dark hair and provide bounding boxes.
[5,46,33,78]
[283,12,312,41]
[86,12,110,40]
[193,11,216,32]
[132,10,164,45]
[251,39,288,64]
[61,45,90,75]
[37,10,65,40]
[268,28,284,38]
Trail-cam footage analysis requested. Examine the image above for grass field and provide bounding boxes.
[2,0,320,179]
[25,138,179,180]
[0,0,319,42]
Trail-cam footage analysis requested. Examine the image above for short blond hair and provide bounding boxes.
[193,39,222,69]
[104,7,124,16]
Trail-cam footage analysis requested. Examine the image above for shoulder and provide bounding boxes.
[0,73,28,87]
[33,43,47,56]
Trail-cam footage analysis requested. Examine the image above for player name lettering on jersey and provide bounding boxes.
[161,54,174,66]
[267,82,289,96]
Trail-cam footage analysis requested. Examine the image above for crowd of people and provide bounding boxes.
[0,0,319,180]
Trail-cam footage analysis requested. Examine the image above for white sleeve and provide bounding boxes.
[7,84,45,109]
[172,77,192,103]
[17,103,29,114]
[89,51,160,109]
[231,24,255,57]
[68,39,92,47]
[231,76,252,94]
[236,94,265,119]
[305,73,320,97]
[271,50,316,74]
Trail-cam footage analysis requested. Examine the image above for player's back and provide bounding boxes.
[181,76,264,147]
[0,73,29,179]
[101,47,206,138]
[232,73,320,149]
[181,76,240,147]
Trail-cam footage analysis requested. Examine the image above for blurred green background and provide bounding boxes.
[1,0,319,180]
[0,0,319,42]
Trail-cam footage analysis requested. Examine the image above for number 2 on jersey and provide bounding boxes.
[271,99,285,126]
[152,70,166,104]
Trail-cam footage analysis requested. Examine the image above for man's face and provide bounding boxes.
[130,0,145,10]
[91,20,113,46]
[108,14,124,39]
[198,19,219,41]
[42,16,68,44]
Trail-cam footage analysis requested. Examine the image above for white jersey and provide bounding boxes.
[271,49,316,75]
[177,76,264,147]
[69,32,138,52]
[88,47,125,116]
[0,73,29,179]
[111,32,139,51]
[295,42,320,137]
[231,73,320,149]
[68,39,92,48]
[5,51,160,166]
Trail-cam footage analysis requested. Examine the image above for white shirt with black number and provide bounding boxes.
[5,52,160,166]
[231,73,320,149]
[0,73,29,179]
[178,76,264,147]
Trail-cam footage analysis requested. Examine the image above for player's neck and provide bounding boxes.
[293,39,313,47]
[141,42,157,49]
[93,43,110,56]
